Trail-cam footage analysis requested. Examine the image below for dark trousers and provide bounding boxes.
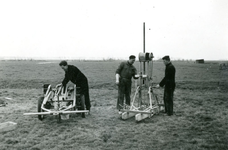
[77,79,91,110]
[117,79,132,110]
[164,88,174,115]
[83,90,91,110]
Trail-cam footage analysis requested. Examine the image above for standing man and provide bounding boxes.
[115,55,138,111]
[156,56,176,116]
[59,60,91,118]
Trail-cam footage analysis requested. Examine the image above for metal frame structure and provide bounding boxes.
[119,22,163,121]
[119,52,163,121]
[24,83,89,122]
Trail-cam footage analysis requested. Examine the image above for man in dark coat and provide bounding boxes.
[156,56,176,116]
[59,61,91,118]
[115,55,138,111]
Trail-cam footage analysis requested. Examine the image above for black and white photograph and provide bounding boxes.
[0,0,227,149]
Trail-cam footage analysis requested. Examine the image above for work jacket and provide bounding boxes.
[62,65,87,86]
[116,61,137,80]
[159,62,176,90]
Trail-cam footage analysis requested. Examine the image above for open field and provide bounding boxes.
[0,60,227,150]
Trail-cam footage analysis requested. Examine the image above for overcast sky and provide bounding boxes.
[0,0,227,60]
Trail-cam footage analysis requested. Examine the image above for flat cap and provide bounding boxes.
[129,55,136,59]
[59,60,68,66]
[162,55,170,60]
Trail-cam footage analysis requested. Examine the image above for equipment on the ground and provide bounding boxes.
[119,22,164,122]
[23,83,88,123]
[119,52,164,121]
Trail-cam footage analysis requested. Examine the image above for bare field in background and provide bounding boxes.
[0,60,227,150]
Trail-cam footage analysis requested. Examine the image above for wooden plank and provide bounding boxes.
[120,109,153,114]
[135,113,154,121]
[121,112,136,120]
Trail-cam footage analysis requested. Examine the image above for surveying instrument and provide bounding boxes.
[119,22,164,121]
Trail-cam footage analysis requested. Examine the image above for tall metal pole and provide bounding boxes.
[143,22,146,75]
[143,22,145,53]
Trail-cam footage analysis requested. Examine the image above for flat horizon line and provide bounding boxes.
[0,57,227,62]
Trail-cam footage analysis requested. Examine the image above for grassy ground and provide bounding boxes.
[0,60,227,150]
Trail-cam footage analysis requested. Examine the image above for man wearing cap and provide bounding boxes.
[156,56,176,116]
[59,60,91,118]
[115,55,139,111]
